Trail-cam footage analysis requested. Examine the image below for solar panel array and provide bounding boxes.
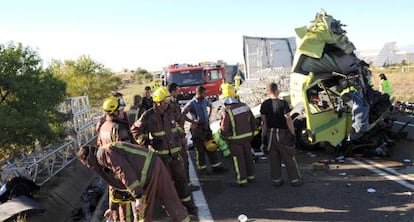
[374,42,400,67]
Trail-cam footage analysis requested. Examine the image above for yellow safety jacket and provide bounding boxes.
[381,79,393,96]
[234,74,242,90]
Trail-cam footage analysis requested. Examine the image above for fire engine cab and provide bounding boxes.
[167,63,226,105]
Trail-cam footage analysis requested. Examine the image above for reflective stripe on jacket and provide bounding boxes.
[220,102,256,141]
[97,142,155,199]
[98,115,135,147]
[131,106,185,156]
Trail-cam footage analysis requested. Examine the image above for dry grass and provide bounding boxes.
[370,68,414,102]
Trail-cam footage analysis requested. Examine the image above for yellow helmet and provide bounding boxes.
[102,96,120,114]
[204,138,219,152]
[153,87,170,103]
[221,83,237,98]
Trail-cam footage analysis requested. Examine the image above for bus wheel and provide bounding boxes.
[293,117,320,151]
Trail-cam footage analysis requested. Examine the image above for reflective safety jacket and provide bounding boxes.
[220,102,256,142]
[108,185,134,212]
[83,142,156,200]
[131,106,185,156]
[97,115,136,147]
[381,79,393,96]
[234,74,242,90]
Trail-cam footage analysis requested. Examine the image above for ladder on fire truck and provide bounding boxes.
[0,96,99,186]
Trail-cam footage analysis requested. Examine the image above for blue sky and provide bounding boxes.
[1,0,413,71]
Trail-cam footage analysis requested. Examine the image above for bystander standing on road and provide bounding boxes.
[167,83,201,191]
[260,82,303,187]
[182,86,227,175]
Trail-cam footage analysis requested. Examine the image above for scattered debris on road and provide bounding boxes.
[367,188,376,193]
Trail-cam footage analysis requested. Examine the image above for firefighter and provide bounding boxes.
[128,94,143,127]
[220,84,256,186]
[96,92,129,133]
[98,96,138,221]
[97,96,136,147]
[379,73,393,96]
[77,143,191,222]
[167,83,200,191]
[233,72,242,91]
[131,87,198,216]
[260,83,303,187]
[182,86,227,175]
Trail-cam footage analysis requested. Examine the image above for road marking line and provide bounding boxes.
[394,121,414,128]
[350,158,414,191]
[188,153,214,222]
[364,159,414,182]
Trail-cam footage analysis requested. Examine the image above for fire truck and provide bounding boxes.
[166,62,243,105]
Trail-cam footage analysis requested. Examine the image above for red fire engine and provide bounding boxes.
[167,63,226,104]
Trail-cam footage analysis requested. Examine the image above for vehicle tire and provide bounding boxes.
[293,117,320,151]
[7,177,39,200]
[320,142,337,154]
[9,183,32,198]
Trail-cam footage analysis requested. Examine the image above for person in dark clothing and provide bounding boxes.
[260,83,303,187]
[167,83,200,191]
[141,86,153,111]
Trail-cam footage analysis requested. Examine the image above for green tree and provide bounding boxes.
[133,67,149,82]
[49,55,121,106]
[0,42,67,158]
[144,72,153,82]
[134,67,149,75]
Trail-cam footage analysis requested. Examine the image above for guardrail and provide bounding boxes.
[0,96,98,186]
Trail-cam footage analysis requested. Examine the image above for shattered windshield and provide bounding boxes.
[170,70,203,86]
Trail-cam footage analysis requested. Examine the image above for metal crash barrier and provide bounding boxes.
[1,96,99,186]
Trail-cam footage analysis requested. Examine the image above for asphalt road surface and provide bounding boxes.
[152,138,414,222]
[150,107,414,222]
